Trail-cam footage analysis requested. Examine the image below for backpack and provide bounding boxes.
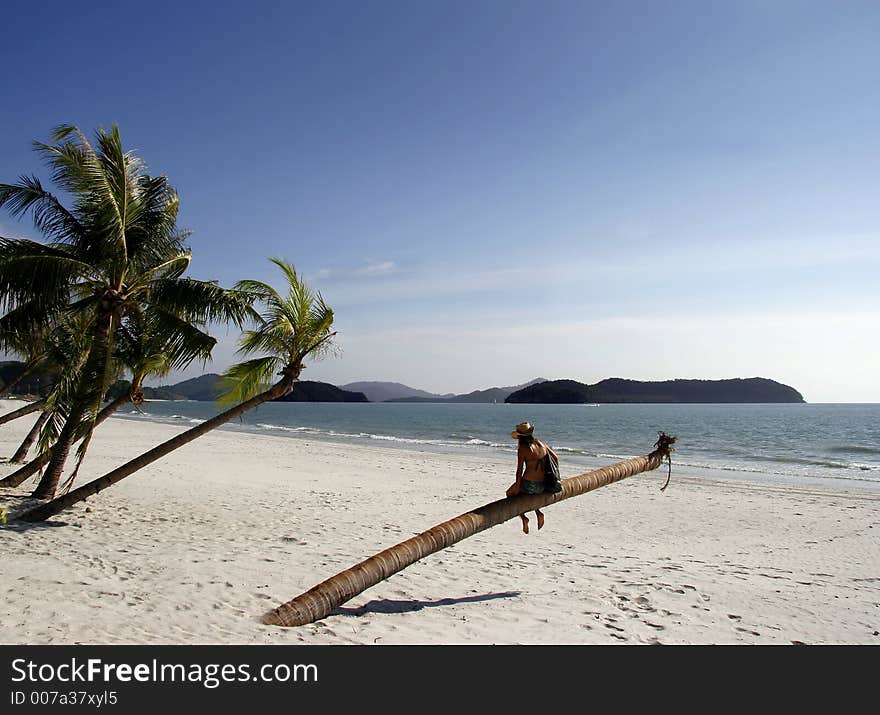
[540,444,563,493]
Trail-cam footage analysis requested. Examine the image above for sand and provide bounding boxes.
[1,398,878,645]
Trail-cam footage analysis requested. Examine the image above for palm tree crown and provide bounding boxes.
[0,124,253,497]
[16,258,338,522]
[220,258,336,405]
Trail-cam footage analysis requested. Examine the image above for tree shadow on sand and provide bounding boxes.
[0,495,69,530]
[332,591,521,617]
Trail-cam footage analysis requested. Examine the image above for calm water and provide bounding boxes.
[115,401,880,491]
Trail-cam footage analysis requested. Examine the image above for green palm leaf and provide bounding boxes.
[1,123,256,499]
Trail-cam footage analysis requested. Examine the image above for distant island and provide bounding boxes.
[506,378,805,404]
[0,365,368,403]
[0,362,805,404]
[150,374,367,403]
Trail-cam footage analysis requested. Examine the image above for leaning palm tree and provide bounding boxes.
[0,306,215,489]
[261,434,676,627]
[0,315,99,485]
[0,315,53,399]
[8,411,51,463]
[55,305,216,494]
[0,124,252,499]
[0,391,121,488]
[16,258,336,521]
[0,399,45,427]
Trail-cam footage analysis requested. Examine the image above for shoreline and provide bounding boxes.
[108,404,880,494]
[2,400,878,644]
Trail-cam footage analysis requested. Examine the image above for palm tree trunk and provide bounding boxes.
[261,436,676,627]
[17,378,295,522]
[0,399,44,426]
[9,410,51,463]
[31,310,116,499]
[30,402,86,499]
[0,392,130,488]
[0,451,51,488]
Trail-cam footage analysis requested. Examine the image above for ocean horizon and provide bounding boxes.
[113,400,880,492]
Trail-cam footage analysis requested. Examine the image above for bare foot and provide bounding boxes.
[521,515,529,534]
[536,511,545,530]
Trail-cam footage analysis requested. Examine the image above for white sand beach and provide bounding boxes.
[1,398,878,645]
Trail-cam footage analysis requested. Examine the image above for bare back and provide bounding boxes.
[518,440,548,482]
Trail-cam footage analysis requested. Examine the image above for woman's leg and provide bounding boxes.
[535,509,545,530]
[520,514,529,534]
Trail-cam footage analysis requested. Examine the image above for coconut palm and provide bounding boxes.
[8,411,51,464]
[5,310,129,490]
[55,305,216,493]
[16,259,335,521]
[0,316,101,486]
[2,313,92,465]
[261,434,677,627]
[0,400,45,427]
[0,124,252,499]
[0,306,215,489]
[0,312,54,399]
[0,393,123,488]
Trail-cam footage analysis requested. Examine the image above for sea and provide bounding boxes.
[113,401,880,492]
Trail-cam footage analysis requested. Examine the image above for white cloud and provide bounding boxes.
[309,259,398,285]
[357,260,396,276]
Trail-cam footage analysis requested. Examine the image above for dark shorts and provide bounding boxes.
[520,479,545,495]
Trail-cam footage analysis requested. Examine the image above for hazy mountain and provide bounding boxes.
[386,378,548,403]
[506,377,805,404]
[157,374,224,401]
[339,381,454,403]
[157,374,367,402]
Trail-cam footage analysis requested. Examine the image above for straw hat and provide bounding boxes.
[511,422,535,439]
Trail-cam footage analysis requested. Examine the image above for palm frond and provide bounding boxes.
[0,177,85,242]
[0,239,87,312]
[217,356,280,407]
[140,307,216,370]
[0,301,53,353]
[148,278,258,329]
[236,324,293,358]
[231,278,284,307]
[124,175,183,262]
[126,251,192,291]
[232,259,337,374]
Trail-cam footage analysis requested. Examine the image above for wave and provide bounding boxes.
[657,457,880,483]
[256,423,314,433]
[829,445,880,456]
[740,453,875,471]
[111,408,880,487]
[248,422,514,449]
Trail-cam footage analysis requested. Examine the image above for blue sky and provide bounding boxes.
[1,1,878,401]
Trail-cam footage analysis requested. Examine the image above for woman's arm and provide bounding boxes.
[506,450,525,497]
